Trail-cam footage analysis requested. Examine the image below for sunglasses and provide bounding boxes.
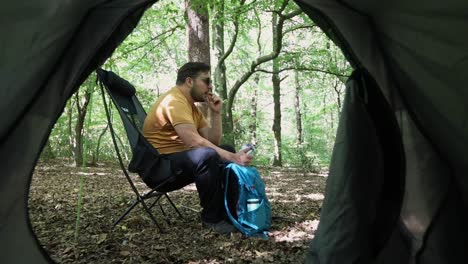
[198,77,212,86]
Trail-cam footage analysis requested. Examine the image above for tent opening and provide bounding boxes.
[27,0,352,262]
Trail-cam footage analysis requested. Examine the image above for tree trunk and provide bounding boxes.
[294,69,303,145]
[250,10,262,147]
[72,86,92,167]
[212,0,234,145]
[333,78,343,113]
[74,113,84,167]
[116,132,129,162]
[250,76,259,146]
[185,0,210,64]
[91,124,108,165]
[186,0,210,118]
[212,0,225,94]
[272,11,282,167]
[67,99,75,160]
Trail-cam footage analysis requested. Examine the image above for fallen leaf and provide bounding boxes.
[154,245,166,250]
[96,233,107,244]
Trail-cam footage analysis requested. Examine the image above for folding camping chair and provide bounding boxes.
[96,68,184,232]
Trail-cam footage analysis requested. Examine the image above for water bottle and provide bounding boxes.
[240,143,255,155]
[247,198,261,212]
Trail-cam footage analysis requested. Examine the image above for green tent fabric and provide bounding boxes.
[295,0,468,263]
[0,1,157,263]
[306,69,405,263]
[1,0,467,263]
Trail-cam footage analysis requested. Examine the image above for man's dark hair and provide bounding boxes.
[176,62,211,85]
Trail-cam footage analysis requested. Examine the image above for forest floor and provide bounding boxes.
[29,159,327,264]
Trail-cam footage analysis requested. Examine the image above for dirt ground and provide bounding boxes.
[29,160,326,263]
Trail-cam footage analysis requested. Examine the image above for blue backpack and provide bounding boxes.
[224,163,272,238]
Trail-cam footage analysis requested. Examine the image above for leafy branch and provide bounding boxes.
[216,0,247,71]
[255,66,349,78]
[227,3,303,111]
[115,24,184,61]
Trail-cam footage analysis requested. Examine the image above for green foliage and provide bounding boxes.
[41,0,351,171]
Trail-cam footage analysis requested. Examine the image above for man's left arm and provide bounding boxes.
[199,93,222,145]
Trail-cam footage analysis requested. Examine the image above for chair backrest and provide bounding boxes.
[96,69,147,151]
[96,69,172,188]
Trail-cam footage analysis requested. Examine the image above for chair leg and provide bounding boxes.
[164,193,185,220]
[148,195,171,224]
[145,192,185,225]
[158,204,171,224]
[113,196,166,233]
[113,199,140,228]
[148,195,163,210]
[139,198,166,233]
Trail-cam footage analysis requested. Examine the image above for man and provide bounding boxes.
[143,62,253,234]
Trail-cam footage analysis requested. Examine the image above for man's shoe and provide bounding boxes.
[202,220,236,234]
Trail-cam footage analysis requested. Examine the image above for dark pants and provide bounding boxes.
[163,145,235,223]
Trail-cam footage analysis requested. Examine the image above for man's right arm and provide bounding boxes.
[174,123,252,166]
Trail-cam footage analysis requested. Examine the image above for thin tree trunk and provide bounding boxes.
[333,78,343,113]
[212,0,234,145]
[294,69,303,145]
[92,124,108,165]
[73,86,92,167]
[250,76,259,146]
[67,99,75,160]
[212,0,247,145]
[115,132,129,162]
[272,11,282,167]
[250,9,262,148]
[322,89,332,140]
[74,112,84,166]
[212,0,225,93]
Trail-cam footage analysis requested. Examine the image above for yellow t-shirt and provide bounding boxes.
[143,87,208,154]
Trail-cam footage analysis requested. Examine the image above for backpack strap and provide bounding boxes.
[224,167,252,235]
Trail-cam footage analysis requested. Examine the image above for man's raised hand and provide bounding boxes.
[206,93,222,113]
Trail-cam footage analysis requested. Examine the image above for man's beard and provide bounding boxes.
[190,85,206,102]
